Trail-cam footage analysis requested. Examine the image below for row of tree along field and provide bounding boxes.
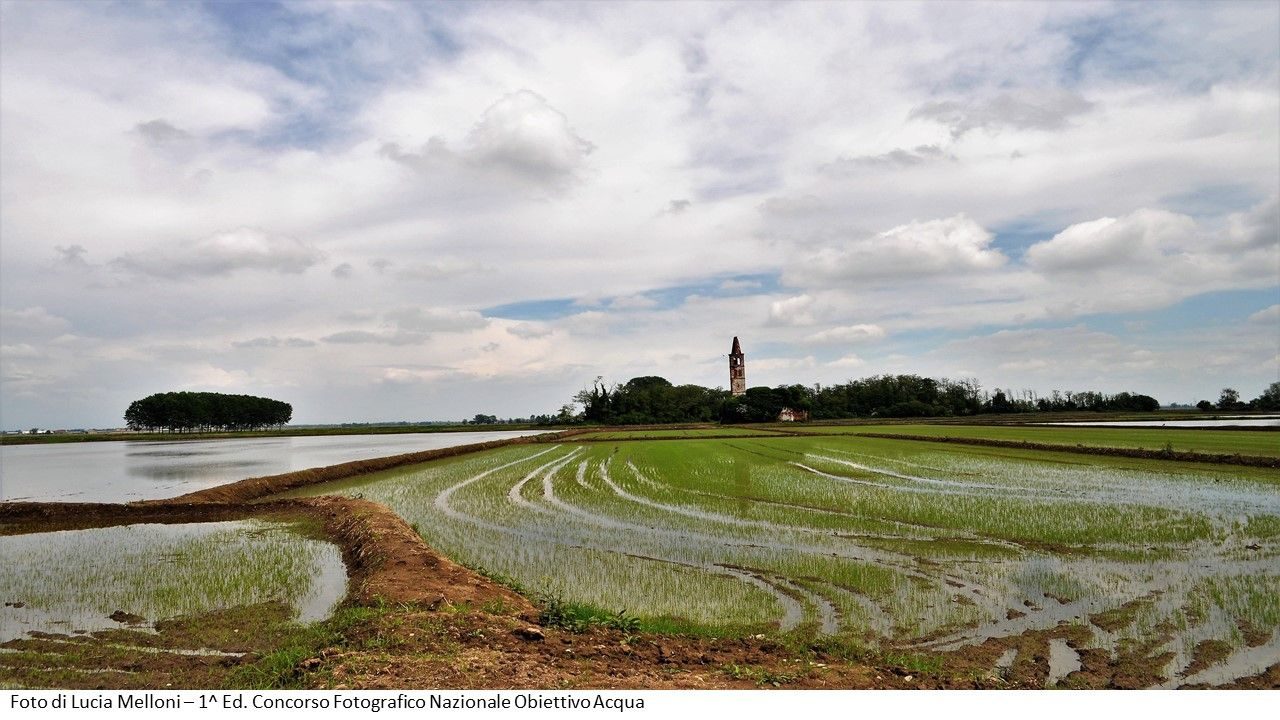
[124,392,292,432]
[570,375,1280,425]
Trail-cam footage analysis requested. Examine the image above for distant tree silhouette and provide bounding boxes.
[124,392,292,432]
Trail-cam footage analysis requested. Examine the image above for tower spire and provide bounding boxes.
[729,336,746,396]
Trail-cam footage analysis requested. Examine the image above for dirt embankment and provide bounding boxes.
[854,432,1280,468]
[295,495,533,613]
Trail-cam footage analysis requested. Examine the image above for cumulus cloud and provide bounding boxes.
[0,307,71,336]
[788,215,1006,284]
[1223,196,1279,250]
[382,90,594,191]
[1025,209,1199,273]
[804,324,887,345]
[767,295,816,326]
[112,228,324,279]
[910,89,1094,138]
[331,262,354,279]
[467,91,595,179]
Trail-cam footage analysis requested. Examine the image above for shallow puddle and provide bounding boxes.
[0,521,346,642]
[1046,638,1081,686]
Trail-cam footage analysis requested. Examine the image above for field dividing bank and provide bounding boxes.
[574,427,789,440]
[280,432,1280,688]
[777,423,1280,459]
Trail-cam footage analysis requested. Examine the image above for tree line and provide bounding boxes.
[124,392,292,432]
[569,374,1166,425]
[1200,383,1280,412]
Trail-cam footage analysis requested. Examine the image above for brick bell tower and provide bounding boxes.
[729,336,746,396]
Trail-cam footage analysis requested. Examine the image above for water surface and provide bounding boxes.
[0,431,547,503]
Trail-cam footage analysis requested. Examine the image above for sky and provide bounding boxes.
[1,0,1277,429]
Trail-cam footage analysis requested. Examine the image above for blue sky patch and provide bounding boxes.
[1081,288,1279,337]
[483,273,783,320]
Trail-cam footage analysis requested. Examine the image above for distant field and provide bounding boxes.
[782,423,1280,457]
[283,432,1280,686]
[576,427,785,440]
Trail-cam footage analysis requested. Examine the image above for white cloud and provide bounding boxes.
[0,307,71,337]
[231,336,316,349]
[506,323,554,339]
[1025,209,1199,273]
[466,90,595,181]
[321,330,426,346]
[910,89,1094,138]
[767,295,816,326]
[386,307,488,333]
[111,228,325,279]
[804,324,887,345]
[609,295,659,310]
[1223,196,1278,250]
[827,354,865,368]
[786,215,1006,285]
[1249,304,1280,325]
[381,90,594,193]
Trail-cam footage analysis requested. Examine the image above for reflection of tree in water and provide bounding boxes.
[126,460,272,481]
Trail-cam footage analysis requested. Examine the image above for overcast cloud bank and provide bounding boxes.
[1,1,1277,427]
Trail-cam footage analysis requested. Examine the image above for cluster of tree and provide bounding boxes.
[577,376,728,424]
[1197,383,1280,412]
[124,392,292,432]
[991,389,1160,414]
[569,374,1164,425]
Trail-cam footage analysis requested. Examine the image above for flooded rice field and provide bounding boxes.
[0,430,548,503]
[0,520,345,642]
[1041,417,1280,428]
[287,434,1280,687]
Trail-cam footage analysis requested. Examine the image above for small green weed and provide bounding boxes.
[722,663,799,687]
[881,651,943,674]
[538,593,640,633]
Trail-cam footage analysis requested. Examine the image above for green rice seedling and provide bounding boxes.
[0,521,344,642]
[277,434,1280,665]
